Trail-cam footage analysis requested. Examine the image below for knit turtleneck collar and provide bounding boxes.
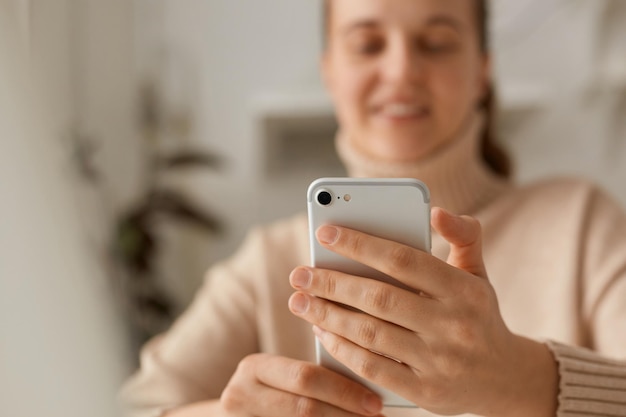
[335,112,511,215]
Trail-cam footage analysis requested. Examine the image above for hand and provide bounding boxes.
[218,353,385,417]
[289,208,558,417]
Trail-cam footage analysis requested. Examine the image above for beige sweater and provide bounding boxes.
[121,119,626,416]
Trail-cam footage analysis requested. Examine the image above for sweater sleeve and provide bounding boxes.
[547,186,626,416]
[582,188,626,360]
[546,341,626,416]
[118,228,265,417]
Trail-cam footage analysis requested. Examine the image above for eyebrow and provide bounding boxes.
[341,19,378,36]
[424,15,463,32]
[341,14,464,36]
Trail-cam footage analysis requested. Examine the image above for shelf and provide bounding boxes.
[250,91,343,179]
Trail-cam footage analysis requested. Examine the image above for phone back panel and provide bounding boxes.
[307,178,431,408]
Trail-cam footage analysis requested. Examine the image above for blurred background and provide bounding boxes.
[1,0,624,416]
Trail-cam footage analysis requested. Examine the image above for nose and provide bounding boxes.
[380,38,423,85]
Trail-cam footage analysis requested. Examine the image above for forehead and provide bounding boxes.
[328,0,476,30]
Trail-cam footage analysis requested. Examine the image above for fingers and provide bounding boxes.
[289,286,430,366]
[289,267,442,334]
[312,326,421,407]
[315,225,452,297]
[225,354,384,417]
[223,380,376,417]
[431,207,487,279]
[313,208,488,294]
[257,355,383,414]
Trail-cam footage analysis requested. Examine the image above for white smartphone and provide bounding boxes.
[307,178,431,408]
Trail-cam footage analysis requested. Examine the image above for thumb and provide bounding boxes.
[431,207,488,279]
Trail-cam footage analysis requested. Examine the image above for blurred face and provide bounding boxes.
[323,0,489,162]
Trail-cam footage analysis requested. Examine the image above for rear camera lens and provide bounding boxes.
[317,190,333,206]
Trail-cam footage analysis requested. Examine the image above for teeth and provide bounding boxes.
[381,103,423,117]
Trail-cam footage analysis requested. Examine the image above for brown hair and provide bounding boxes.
[322,0,512,178]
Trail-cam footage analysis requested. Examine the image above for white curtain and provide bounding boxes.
[0,8,128,417]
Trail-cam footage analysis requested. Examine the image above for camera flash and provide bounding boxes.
[343,194,352,202]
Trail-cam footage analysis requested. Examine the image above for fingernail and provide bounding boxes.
[363,392,383,414]
[317,226,338,245]
[289,293,309,314]
[436,207,453,217]
[290,268,311,289]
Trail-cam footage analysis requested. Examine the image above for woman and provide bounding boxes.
[121,1,626,416]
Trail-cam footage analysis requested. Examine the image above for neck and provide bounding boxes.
[335,112,510,215]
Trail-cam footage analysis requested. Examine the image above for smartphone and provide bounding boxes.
[307,178,431,408]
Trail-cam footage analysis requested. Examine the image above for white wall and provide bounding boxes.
[492,0,626,200]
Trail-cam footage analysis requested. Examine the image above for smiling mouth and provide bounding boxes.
[377,103,431,120]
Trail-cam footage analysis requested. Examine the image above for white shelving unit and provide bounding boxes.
[250,91,344,179]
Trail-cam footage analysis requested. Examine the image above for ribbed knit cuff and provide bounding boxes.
[546,340,626,416]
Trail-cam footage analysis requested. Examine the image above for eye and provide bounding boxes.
[355,39,384,55]
[418,29,460,55]
[345,31,385,57]
[419,39,456,54]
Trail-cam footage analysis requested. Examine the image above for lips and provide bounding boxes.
[375,102,430,120]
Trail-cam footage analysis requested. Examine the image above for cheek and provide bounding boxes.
[331,63,375,127]
[431,63,482,118]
